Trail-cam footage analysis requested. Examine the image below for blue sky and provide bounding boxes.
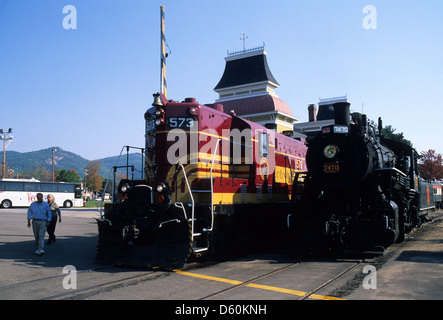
[1,0,442,160]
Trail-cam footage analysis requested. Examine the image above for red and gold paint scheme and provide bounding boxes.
[96,93,306,268]
[145,94,306,207]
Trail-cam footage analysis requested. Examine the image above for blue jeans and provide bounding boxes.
[32,220,47,251]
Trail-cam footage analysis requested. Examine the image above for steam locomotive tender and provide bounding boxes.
[288,102,432,253]
[96,93,307,268]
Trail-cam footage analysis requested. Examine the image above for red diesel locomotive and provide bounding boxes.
[96,93,307,268]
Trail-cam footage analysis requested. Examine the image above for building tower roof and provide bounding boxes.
[214,48,279,91]
[212,45,298,132]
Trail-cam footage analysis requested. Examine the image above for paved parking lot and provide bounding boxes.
[1,208,443,303]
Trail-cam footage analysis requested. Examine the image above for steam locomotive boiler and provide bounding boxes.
[288,101,429,253]
[95,93,307,268]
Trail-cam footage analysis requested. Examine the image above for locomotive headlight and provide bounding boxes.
[120,183,131,193]
[157,183,166,193]
[324,145,339,159]
[155,108,165,126]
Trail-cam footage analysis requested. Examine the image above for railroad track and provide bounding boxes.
[0,264,158,300]
[2,210,442,301]
[190,258,364,301]
[0,256,365,300]
[7,211,442,300]
[297,260,362,300]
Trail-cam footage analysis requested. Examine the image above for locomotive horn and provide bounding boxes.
[333,102,351,126]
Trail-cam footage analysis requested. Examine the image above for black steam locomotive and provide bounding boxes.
[288,101,433,253]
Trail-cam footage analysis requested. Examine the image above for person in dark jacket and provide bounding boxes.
[46,194,61,244]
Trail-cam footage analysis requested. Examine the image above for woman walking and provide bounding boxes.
[47,194,61,244]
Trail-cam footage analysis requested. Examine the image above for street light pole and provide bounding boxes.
[0,128,13,179]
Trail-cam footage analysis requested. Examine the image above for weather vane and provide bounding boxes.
[240,33,248,51]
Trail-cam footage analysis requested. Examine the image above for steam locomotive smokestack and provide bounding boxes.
[333,102,351,126]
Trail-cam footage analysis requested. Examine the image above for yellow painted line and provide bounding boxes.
[173,270,346,300]
[246,283,307,297]
[173,270,242,285]
[309,293,345,301]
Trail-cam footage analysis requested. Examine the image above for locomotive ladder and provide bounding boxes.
[177,139,220,254]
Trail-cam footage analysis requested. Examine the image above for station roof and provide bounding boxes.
[214,50,279,91]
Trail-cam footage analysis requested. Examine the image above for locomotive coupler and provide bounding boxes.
[324,216,351,245]
[122,225,140,243]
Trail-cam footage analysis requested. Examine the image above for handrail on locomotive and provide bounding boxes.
[100,149,217,251]
[175,162,196,240]
[206,138,222,233]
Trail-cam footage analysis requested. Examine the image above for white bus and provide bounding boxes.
[0,179,84,208]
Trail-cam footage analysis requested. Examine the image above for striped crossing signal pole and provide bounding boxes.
[160,5,167,99]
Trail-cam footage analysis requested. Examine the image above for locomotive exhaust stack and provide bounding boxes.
[333,102,351,126]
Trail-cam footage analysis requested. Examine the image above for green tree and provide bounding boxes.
[22,167,52,181]
[382,125,412,147]
[56,169,81,183]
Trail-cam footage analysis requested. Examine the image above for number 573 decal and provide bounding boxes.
[167,117,195,129]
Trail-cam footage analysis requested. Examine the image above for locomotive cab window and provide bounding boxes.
[259,132,269,158]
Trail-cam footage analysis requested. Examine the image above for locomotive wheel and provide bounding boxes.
[395,211,405,243]
[411,206,419,228]
[380,228,397,248]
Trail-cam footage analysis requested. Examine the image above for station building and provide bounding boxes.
[213,46,299,133]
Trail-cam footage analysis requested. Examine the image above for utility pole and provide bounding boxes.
[0,128,13,179]
[52,148,56,182]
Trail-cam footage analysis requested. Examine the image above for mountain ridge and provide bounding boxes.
[3,147,144,179]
